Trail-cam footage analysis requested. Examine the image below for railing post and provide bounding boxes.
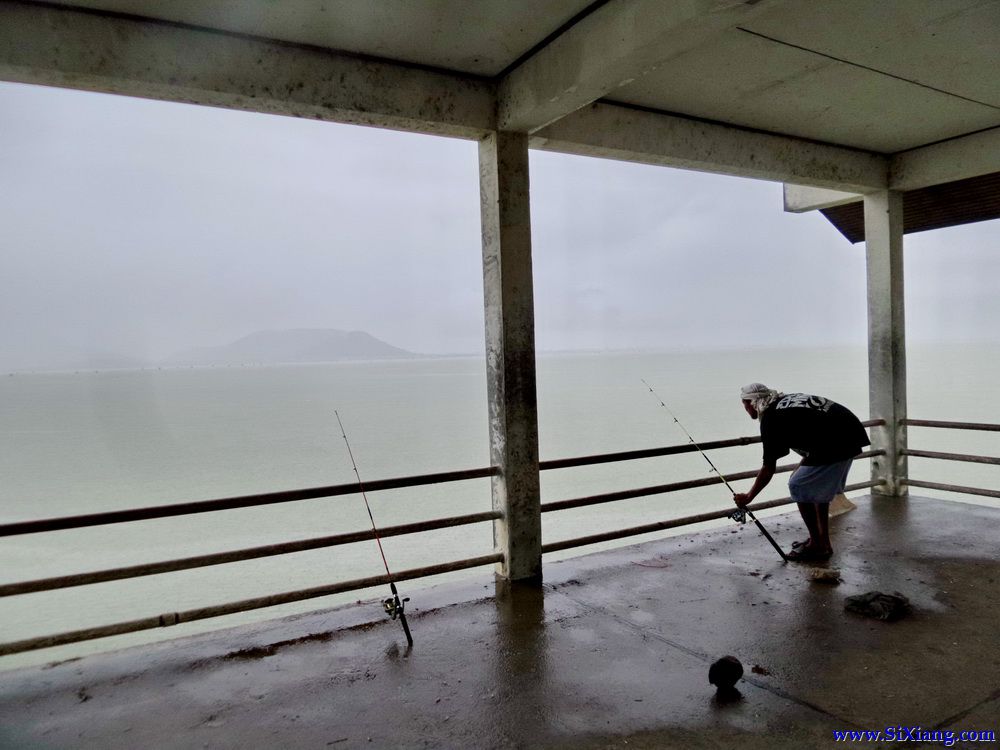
[864,189,907,497]
[478,131,542,582]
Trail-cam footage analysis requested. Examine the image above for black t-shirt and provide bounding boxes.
[759,393,871,467]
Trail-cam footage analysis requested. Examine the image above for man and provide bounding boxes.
[733,383,870,562]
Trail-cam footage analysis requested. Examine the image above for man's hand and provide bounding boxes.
[733,493,751,508]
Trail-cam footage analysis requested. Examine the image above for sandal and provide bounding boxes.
[787,544,833,563]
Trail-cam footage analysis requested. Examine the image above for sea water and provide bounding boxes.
[1,345,998,668]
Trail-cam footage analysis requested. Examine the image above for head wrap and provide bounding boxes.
[740,382,782,417]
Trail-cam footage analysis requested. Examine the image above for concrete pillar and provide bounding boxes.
[478,131,542,581]
[864,190,907,497]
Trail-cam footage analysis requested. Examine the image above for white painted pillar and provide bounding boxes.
[478,131,542,581]
[864,190,908,497]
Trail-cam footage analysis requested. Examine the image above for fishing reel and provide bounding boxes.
[383,594,409,620]
[729,508,747,524]
[383,591,415,647]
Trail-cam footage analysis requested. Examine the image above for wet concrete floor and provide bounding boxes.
[2,495,1000,749]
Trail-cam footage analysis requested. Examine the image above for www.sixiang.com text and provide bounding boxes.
[832,727,996,746]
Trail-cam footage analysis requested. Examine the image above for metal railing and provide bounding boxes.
[0,420,885,657]
[0,466,498,536]
[902,418,1000,500]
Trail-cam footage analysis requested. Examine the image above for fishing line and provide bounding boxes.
[641,380,788,562]
[335,410,413,645]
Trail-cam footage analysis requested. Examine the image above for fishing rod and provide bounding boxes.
[641,380,788,563]
[334,410,413,646]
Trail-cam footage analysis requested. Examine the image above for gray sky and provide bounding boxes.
[1,80,998,369]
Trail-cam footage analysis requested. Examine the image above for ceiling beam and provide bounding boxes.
[783,186,862,213]
[498,0,784,133]
[890,127,1000,192]
[0,1,495,139]
[787,127,1000,213]
[532,103,889,191]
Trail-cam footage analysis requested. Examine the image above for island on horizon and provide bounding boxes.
[1,329,419,373]
[165,328,417,367]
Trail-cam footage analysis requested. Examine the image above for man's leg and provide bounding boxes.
[797,502,820,545]
[791,466,817,546]
[815,460,851,553]
[813,502,832,554]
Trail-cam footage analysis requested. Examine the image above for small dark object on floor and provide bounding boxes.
[709,656,743,690]
[751,664,771,676]
[844,591,911,621]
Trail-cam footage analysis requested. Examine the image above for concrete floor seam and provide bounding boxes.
[931,685,1000,731]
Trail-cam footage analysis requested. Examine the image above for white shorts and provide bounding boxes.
[788,459,853,504]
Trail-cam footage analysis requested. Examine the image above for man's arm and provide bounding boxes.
[733,463,776,508]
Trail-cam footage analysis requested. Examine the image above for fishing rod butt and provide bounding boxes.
[400,611,414,647]
[746,510,789,563]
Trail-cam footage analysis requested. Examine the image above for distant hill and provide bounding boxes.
[166,329,415,366]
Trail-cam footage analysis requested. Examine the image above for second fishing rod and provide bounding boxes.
[335,410,414,646]
[642,380,788,563]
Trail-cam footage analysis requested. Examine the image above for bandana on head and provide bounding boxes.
[740,382,782,417]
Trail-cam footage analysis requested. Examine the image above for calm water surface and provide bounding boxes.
[1,346,997,668]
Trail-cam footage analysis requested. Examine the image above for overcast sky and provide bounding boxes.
[1,80,997,369]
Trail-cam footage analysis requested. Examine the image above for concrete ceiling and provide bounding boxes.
[48,0,1000,155]
[610,0,1000,152]
[49,0,596,77]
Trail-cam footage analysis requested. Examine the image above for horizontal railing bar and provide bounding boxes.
[541,481,881,553]
[902,479,1000,500]
[0,466,498,537]
[0,553,503,657]
[904,419,1000,432]
[902,449,1000,466]
[0,511,501,598]
[542,450,884,513]
[539,436,760,470]
[541,467,787,513]
[539,420,884,471]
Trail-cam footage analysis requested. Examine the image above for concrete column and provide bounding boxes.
[479,131,542,581]
[864,190,908,497]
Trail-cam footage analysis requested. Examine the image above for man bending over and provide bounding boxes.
[733,383,870,562]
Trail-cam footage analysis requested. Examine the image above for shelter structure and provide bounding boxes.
[1,0,998,591]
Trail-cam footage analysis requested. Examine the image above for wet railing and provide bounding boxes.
[902,419,1000,501]
[0,420,884,656]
